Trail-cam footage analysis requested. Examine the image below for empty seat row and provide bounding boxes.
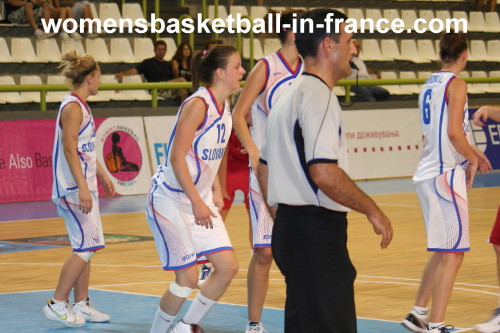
[379,70,500,95]
[360,39,500,62]
[0,37,177,63]
[209,6,500,33]
[0,74,153,104]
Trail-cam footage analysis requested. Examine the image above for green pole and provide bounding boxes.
[177,14,195,51]
[214,0,219,40]
[151,89,158,108]
[155,0,160,40]
[201,0,206,20]
[142,0,147,20]
[40,90,46,111]
[345,85,351,103]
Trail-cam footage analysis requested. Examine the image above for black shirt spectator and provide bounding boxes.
[136,57,174,83]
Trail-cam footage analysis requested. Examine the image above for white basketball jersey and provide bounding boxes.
[250,51,303,151]
[413,71,470,182]
[153,87,232,205]
[52,93,97,202]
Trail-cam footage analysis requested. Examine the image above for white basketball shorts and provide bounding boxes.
[415,167,470,252]
[146,184,233,270]
[56,191,105,252]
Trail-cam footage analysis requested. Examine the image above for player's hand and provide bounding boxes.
[99,175,115,198]
[192,200,216,229]
[267,205,277,220]
[248,148,260,175]
[473,107,489,126]
[78,187,93,214]
[471,145,492,174]
[367,209,393,249]
[465,162,478,189]
[222,189,231,201]
[212,191,224,212]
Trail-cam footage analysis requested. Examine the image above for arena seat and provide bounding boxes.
[487,71,500,93]
[85,38,112,63]
[61,39,85,55]
[36,38,61,63]
[0,38,15,63]
[380,71,409,95]
[469,11,487,32]
[380,39,402,61]
[133,37,155,63]
[109,38,136,63]
[401,9,418,31]
[417,39,439,61]
[99,3,122,27]
[360,39,390,61]
[20,75,43,103]
[0,76,33,103]
[487,40,500,62]
[122,3,150,28]
[399,71,420,94]
[485,12,500,32]
[99,75,129,101]
[46,75,68,103]
[11,38,38,63]
[400,39,430,63]
[121,74,152,101]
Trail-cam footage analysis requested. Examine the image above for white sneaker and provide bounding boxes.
[425,325,454,333]
[170,320,204,332]
[43,298,85,327]
[246,322,268,333]
[73,297,110,322]
[70,32,83,40]
[402,309,428,333]
[476,308,500,333]
[59,32,70,41]
[34,29,53,40]
[196,263,212,288]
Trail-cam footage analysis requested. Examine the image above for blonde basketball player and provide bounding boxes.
[231,9,304,333]
[146,46,245,333]
[44,50,115,327]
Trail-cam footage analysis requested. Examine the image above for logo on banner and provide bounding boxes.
[102,130,142,184]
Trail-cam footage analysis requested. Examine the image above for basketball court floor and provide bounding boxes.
[1,174,499,333]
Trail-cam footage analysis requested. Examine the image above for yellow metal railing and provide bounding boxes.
[2,77,500,111]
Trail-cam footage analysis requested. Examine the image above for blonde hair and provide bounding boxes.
[58,50,98,87]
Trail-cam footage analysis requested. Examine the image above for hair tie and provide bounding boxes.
[281,25,287,32]
[202,50,208,56]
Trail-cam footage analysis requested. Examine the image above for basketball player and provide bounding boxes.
[402,33,491,333]
[145,46,245,333]
[231,9,304,333]
[473,105,500,333]
[44,50,115,327]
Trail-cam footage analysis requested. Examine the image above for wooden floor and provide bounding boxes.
[1,186,499,332]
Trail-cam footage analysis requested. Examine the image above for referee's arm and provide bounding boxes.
[309,163,393,249]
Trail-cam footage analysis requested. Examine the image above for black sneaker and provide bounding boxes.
[402,310,428,333]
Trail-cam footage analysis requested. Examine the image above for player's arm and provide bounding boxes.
[169,98,216,228]
[309,163,393,249]
[96,160,115,198]
[447,78,478,188]
[473,105,500,126]
[60,103,93,214]
[232,60,267,172]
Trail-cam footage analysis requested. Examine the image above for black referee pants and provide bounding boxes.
[272,204,357,333]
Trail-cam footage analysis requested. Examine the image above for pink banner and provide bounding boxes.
[0,117,151,203]
[0,119,56,202]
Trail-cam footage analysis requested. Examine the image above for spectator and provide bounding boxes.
[171,42,192,82]
[53,0,99,36]
[347,40,389,102]
[115,40,188,102]
[8,0,81,40]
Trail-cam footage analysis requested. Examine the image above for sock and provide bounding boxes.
[428,322,444,329]
[182,292,216,324]
[52,299,66,303]
[249,321,260,326]
[413,305,429,316]
[150,307,176,333]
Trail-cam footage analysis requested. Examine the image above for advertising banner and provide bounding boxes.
[143,115,177,172]
[469,108,500,170]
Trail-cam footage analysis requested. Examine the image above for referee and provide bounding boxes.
[257,9,394,333]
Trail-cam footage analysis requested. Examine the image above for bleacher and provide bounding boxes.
[1,0,500,112]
